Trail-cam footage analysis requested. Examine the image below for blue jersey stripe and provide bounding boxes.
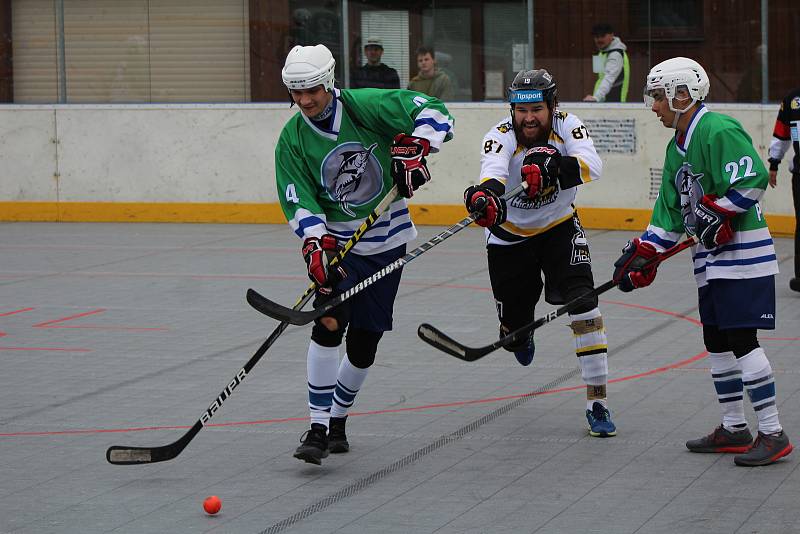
[414,117,451,132]
[695,254,778,273]
[725,189,758,211]
[295,215,327,237]
[694,238,774,259]
[640,231,676,250]
[360,221,414,242]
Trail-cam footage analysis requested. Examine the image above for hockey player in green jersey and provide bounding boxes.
[613,57,792,466]
[276,44,454,465]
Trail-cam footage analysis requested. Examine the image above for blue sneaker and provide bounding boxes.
[586,401,617,437]
[514,338,535,366]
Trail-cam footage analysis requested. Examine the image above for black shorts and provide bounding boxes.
[487,214,595,330]
[314,244,406,333]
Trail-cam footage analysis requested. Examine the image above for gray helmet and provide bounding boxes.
[507,69,557,108]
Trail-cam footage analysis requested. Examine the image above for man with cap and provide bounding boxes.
[583,23,630,103]
[351,37,400,89]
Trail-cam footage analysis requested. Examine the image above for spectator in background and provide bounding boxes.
[351,37,400,89]
[767,87,800,292]
[583,23,629,103]
[408,46,453,101]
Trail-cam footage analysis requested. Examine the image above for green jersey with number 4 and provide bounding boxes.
[275,87,454,256]
[643,105,778,287]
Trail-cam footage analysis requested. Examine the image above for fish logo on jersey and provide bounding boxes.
[321,142,383,216]
[675,162,705,235]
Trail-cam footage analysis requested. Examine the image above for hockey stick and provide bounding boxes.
[106,186,399,465]
[246,181,529,326]
[417,235,698,362]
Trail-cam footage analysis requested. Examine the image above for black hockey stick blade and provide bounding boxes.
[246,287,320,325]
[247,182,528,326]
[417,323,497,361]
[107,424,197,464]
[419,235,698,362]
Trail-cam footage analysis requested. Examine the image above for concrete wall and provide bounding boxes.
[0,102,793,233]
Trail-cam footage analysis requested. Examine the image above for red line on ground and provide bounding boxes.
[0,308,35,317]
[0,346,92,352]
[31,308,167,331]
[600,299,703,326]
[0,351,708,438]
[42,325,168,332]
[32,309,106,328]
[0,297,709,439]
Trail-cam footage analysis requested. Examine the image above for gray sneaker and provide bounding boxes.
[686,425,753,453]
[734,430,793,466]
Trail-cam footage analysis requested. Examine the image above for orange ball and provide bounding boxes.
[203,495,222,515]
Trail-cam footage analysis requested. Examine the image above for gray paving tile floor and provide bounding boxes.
[1,221,798,534]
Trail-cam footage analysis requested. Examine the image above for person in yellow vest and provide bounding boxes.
[583,23,629,103]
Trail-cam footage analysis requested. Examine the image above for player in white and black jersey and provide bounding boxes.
[463,69,615,437]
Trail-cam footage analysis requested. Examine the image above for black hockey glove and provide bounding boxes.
[612,238,659,292]
[464,184,507,227]
[302,234,347,295]
[521,144,561,198]
[390,134,431,198]
[693,194,735,249]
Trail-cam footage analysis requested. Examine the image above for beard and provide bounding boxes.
[513,117,551,148]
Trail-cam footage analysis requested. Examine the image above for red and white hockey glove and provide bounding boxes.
[521,144,561,198]
[302,234,346,295]
[390,134,431,198]
[464,185,507,227]
[693,194,735,249]
[612,238,659,293]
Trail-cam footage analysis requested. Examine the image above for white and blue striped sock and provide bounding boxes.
[306,341,340,427]
[740,347,782,434]
[330,355,369,419]
[709,351,747,431]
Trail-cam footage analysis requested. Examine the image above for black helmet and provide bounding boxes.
[507,69,557,108]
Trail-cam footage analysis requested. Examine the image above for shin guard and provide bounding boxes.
[571,309,608,407]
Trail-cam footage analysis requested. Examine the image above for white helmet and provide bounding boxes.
[282,44,336,91]
[644,57,709,112]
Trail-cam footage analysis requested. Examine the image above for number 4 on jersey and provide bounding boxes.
[285,183,299,203]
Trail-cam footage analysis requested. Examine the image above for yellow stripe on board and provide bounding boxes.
[0,201,795,236]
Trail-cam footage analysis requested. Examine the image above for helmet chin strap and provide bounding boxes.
[671,109,683,129]
[669,95,693,129]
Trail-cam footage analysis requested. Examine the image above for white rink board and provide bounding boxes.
[0,102,790,215]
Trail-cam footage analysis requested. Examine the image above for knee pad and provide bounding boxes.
[345,327,383,369]
[563,284,598,315]
[311,321,345,347]
[726,328,760,358]
[703,324,728,354]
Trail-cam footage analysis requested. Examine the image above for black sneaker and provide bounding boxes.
[328,416,350,453]
[293,423,329,465]
[685,425,753,453]
[734,430,793,466]
[790,278,800,292]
